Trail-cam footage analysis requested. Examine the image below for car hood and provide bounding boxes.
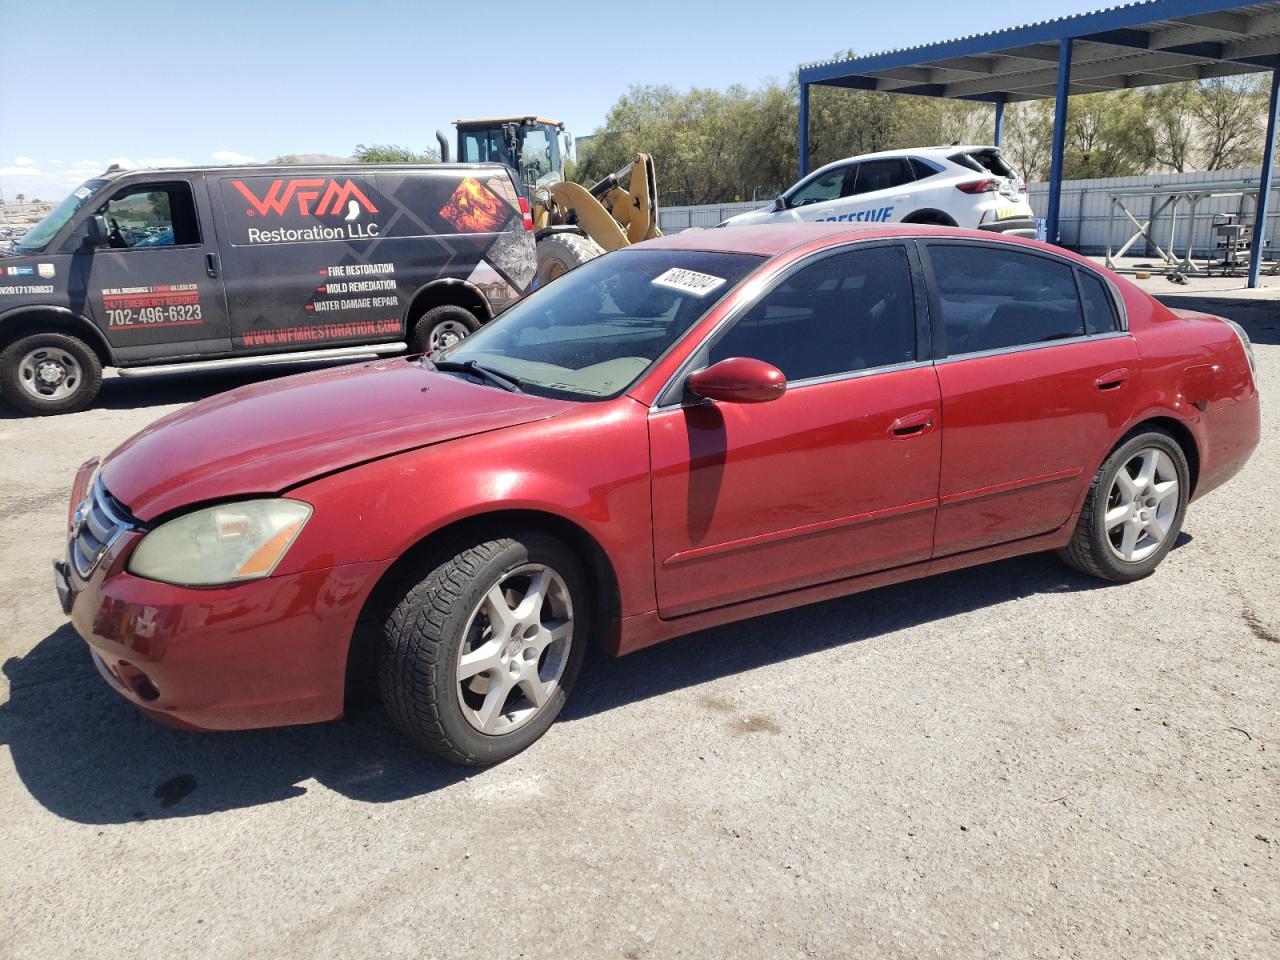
[101,358,570,521]
[720,207,778,227]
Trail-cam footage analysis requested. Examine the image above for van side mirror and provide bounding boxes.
[85,215,109,248]
[686,357,786,404]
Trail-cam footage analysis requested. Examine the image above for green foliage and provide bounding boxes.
[353,143,440,164]
[575,64,1270,202]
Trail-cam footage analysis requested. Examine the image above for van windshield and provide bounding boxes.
[14,180,108,254]
[439,249,762,400]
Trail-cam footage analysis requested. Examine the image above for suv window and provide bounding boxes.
[707,245,917,381]
[100,182,200,249]
[788,165,854,207]
[851,158,914,195]
[927,244,1085,355]
[1078,271,1119,334]
[910,157,943,180]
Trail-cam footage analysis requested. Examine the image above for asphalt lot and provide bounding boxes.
[1,292,1277,960]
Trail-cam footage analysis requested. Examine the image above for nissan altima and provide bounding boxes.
[56,224,1261,764]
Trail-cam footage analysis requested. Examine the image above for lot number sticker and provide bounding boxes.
[652,267,726,296]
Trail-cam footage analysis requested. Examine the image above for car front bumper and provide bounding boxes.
[58,524,386,732]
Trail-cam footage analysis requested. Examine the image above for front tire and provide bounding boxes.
[410,304,481,356]
[0,331,103,415]
[378,532,589,765]
[535,233,604,285]
[1058,430,1190,583]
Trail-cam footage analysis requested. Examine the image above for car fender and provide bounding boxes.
[278,400,658,618]
[0,303,114,363]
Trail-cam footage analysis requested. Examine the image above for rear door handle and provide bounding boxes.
[205,252,220,278]
[1095,368,1129,391]
[888,409,936,438]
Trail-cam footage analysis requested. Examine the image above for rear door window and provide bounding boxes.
[925,244,1086,356]
[851,159,914,195]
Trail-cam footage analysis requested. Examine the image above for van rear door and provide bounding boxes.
[80,176,231,362]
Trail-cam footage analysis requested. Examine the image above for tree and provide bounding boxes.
[1002,101,1055,182]
[1193,76,1267,170]
[353,143,439,164]
[1147,84,1196,172]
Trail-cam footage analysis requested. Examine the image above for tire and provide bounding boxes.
[410,304,481,355]
[378,532,590,765]
[1057,430,1190,583]
[0,331,103,415]
[535,233,604,285]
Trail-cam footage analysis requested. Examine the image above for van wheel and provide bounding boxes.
[378,532,589,765]
[0,332,103,415]
[410,305,480,355]
[536,233,603,285]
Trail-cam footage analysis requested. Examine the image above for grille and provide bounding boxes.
[70,476,136,579]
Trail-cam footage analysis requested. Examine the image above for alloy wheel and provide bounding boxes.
[1105,447,1179,563]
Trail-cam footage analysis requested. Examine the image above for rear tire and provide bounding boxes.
[378,532,589,765]
[1057,430,1190,583]
[535,233,604,285]
[410,304,480,356]
[0,331,103,415]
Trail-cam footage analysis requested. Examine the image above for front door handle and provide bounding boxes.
[888,409,936,439]
[1095,367,1129,391]
[205,252,220,278]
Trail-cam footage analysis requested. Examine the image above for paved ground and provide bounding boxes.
[1,291,1277,960]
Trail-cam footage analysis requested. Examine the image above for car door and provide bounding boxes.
[648,242,941,619]
[81,177,231,360]
[919,240,1139,557]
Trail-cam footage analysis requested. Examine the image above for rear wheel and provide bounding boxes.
[536,233,604,285]
[410,304,481,355]
[0,331,103,415]
[378,532,589,765]
[1058,430,1190,583]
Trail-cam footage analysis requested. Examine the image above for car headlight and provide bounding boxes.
[128,499,312,587]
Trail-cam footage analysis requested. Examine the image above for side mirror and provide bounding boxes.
[85,215,109,248]
[773,195,786,212]
[686,357,786,404]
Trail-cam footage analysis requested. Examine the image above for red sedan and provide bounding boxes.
[56,224,1261,764]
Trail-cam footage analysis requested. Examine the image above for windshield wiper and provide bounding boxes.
[426,358,523,393]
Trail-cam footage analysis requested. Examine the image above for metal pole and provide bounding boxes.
[994,99,1005,147]
[799,82,811,178]
[1046,38,1073,246]
[1248,68,1279,289]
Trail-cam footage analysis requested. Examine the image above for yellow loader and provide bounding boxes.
[437,116,660,284]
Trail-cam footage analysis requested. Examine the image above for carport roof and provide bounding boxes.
[798,0,1280,102]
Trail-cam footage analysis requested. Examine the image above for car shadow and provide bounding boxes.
[0,356,377,419]
[1153,292,1280,346]
[2,541,1198,826]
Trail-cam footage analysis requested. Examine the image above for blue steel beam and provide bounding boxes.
[1249,69,1279,289]
[1045,39,1073,245]
[799,82,811,178]
[994,99,1006,147]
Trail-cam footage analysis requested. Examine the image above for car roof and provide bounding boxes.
[800,145,1000,178]
[634,222,1025,257]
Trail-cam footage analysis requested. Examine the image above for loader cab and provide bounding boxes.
[455,116,568,196]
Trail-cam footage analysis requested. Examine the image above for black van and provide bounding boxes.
[0,163,537,413]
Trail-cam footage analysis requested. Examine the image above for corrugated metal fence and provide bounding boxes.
[659,167,1279,258]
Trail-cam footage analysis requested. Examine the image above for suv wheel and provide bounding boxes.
[378,532,589,765]
[0,332,103,415]
[411,305,480,355]
[1058,430,1190,583]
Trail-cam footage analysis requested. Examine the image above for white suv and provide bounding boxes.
[720,145,1036,237]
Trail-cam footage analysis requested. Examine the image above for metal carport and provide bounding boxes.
[797,0,1280,287]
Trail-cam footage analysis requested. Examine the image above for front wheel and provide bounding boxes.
[0,332,103,415]
[378,532,589,765]
[1058,431,1190,583]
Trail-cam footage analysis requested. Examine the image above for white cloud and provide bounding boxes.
[14,156,34,166]
[211,149,257,165]
[0,158,106,202]
[104,156,191,170]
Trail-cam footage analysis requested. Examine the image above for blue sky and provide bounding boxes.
[0,0,1103,201]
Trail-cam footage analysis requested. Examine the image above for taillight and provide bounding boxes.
[957,179,999,194]
[518,197,534,231]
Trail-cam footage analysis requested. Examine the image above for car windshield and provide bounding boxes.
[439,248,762,400]
[14,180,108,254]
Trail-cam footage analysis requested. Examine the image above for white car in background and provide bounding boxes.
[720,145,1037,237]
